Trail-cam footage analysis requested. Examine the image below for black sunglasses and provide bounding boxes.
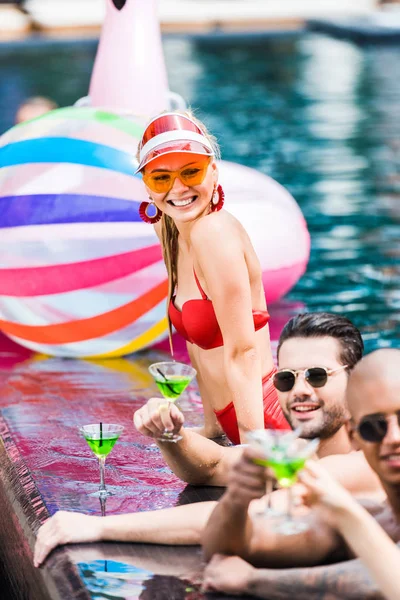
[357,411,400,443]
[273,365,348,393]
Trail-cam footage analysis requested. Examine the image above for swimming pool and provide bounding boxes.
[0,32,399,351]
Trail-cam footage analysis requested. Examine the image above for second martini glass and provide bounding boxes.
[246,428,302,517]
[148,361,197,442]
[79,423,124,498]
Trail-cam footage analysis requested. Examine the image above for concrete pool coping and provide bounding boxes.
[0,332,228,599]
[308,11,400,43]
[0,0,378,40]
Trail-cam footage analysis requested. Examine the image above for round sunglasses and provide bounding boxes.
[142,156,211,194]
[357,411,400,443]
[273,365,348,393]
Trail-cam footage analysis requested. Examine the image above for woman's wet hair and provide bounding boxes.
[277,312,364,370]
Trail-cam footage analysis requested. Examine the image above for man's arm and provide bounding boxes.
[202,447,343,567]
[319,451,384,500]
[246,558,385,600]
[34,501,218,567]
[134,398,242,485]
[202,554,385,600]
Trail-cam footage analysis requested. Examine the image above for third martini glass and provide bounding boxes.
[148,361,197,442]
[79,423,124,498]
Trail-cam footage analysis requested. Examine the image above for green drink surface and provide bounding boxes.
[85,436,119,457]
[268,457,306,487]
[155,375,191,399]
[253,458,272,468]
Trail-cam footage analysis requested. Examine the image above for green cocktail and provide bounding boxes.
[84,435,120,458]
[268,457,306,487]
[148,361,197,442]
[154,375,192,400]
[253,457,272,468]
[79,424,124,498]
[246,430,319,532]
[247,429,302,518]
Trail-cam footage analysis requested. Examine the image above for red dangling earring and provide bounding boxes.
[139,200,162,224]
[211,184,225,212]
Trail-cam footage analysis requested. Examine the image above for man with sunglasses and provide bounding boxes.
[202,312,382,561]
[202,349,400,599]
[34,312,383,568]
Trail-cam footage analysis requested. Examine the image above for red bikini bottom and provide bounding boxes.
[214,367,290,445]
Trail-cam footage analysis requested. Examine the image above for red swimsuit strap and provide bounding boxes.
[193,269,208,300]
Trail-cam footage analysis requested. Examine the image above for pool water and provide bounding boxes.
[0,32,399,351]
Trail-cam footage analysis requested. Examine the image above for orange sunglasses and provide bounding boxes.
[142,156,211,194]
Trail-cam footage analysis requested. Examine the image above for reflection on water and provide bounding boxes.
[77,559,202,600]
[0,33,399,349]
[78,560,150,599]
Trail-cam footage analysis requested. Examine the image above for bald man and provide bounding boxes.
[202,349,400,599]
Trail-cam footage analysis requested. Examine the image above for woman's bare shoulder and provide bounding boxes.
[190,211,242,245]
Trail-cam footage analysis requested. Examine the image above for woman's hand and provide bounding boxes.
[299,460,358,526]
[34,511,103,567]
[133,397,185,440]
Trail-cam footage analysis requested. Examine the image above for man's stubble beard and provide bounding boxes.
[283,404,348,440]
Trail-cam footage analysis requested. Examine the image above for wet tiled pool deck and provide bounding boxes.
[0,330,256,599]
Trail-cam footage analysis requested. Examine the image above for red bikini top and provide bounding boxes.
[169,271,270,350]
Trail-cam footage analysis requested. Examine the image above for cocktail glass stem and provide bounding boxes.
[148,361,197,443]
[100,496,107,517]
[264,475,283,518]
[286,485,294,523]
[98,456,107,497]
[265,477,274,514]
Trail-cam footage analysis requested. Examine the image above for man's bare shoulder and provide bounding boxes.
[320,449,368,469]
[319,451,385,500]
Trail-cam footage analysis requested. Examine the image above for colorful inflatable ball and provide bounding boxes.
[0,107,168,358]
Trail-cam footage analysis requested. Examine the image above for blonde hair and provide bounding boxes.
[137,110,220,354]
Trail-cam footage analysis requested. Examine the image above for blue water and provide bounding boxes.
[0,32,399,351]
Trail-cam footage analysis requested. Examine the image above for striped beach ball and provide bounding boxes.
[0,107,169,358]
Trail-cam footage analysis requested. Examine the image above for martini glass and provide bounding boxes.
[79,424,124,498]
[269,436,319,535]
[246,428,302,518]
[148,361,197,442]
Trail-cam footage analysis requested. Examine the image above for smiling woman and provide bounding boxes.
[133,109,290,484]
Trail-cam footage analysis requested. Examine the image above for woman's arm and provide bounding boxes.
[186,343,224,438]
[191,214,266,443]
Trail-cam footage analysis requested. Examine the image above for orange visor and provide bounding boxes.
[136,113,214,173]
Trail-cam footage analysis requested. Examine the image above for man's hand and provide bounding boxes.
[225,446,268,508]
[133,397,185,440]
[202,554,255,595]
[34,511,103,567]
